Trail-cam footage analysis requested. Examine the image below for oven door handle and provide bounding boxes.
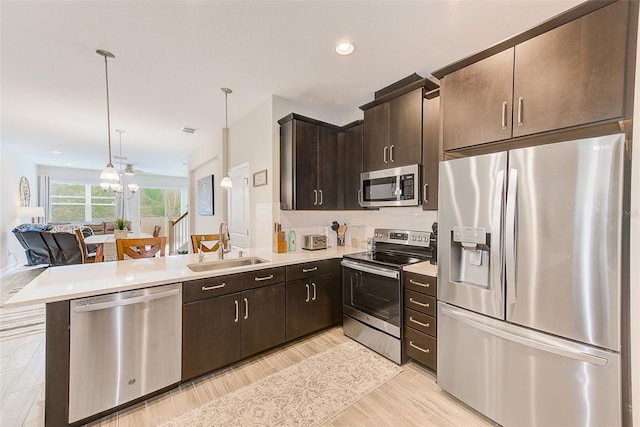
[341,260,399,279]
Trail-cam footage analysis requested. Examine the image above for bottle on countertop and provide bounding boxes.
[288,229,296,251]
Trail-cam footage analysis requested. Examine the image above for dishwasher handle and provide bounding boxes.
[74,288,180,313]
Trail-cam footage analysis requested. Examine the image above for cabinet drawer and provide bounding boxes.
[404,326,437,371]
[403,272,436,297]
[183,267,285,303]
[404,308,437,337]
[404,289,436,317]
[286,259,339,281]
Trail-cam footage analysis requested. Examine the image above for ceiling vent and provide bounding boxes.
[180,126,197,134]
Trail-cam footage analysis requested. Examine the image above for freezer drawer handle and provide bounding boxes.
[409,298,429,308]
[302,267,318,273]
[441,306,608,366]
[409,279,429,288]
[409,341,430,353]
[254,274,274,281]
[202,283,226,291]
[74,288,179,313]
[409,317,429,328]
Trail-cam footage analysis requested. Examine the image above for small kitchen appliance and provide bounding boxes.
[359,164,420,207]
[302,234,327,250]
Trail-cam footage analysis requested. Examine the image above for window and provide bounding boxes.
[139,188,184,219]
[50,182,116,222]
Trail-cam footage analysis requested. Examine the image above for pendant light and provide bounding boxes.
[220,87,233,189]
[97,49,120,182]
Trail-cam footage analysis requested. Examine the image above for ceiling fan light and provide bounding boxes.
[220,174,233,188]
[100,164,120,181]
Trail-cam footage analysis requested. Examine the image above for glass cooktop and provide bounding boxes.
[343,251,427,269]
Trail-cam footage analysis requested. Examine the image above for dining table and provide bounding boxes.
[85,232,153,262]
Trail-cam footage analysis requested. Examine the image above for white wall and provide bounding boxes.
[0,145,39,271]
[188,130,223,237]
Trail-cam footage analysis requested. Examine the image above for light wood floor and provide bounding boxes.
[0,325,495,427]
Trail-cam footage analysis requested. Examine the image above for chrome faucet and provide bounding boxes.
[218,221,231,260]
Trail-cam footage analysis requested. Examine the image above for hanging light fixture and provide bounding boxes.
[97,49,120,183]
[220,87,233,189]
[101,129,138,199]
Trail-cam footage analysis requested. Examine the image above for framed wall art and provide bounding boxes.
[197,175,214,215]
[253,169,267,187]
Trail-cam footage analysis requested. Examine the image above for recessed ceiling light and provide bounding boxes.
[335,41,355,56]
[52,150,62,154]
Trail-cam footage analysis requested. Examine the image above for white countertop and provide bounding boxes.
[403,261,438,278]
[6,246,364,308]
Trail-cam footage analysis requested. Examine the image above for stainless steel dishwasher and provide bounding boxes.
[69,283,182,423]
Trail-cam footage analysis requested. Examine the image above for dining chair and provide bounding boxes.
[190,234,220,253]
[116,237,166,260]
[153,225,161,237]
[75,229,103,263]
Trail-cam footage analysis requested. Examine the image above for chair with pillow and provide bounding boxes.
[116,237,166,260]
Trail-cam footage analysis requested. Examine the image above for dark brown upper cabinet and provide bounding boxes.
[338,121,364,210]
[422,91,440,211]
[436,0,631,151]
[360,81,437,172]
[279,114,340,210]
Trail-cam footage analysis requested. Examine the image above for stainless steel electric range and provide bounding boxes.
[341,228,433,364]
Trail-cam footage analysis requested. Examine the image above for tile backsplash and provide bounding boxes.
[279,207,437,248]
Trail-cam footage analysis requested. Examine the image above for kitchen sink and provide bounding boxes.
[187,257,268,272]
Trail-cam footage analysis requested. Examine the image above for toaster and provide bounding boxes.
[302,234,327,250]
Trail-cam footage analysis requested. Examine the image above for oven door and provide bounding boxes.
[341,260,401,337]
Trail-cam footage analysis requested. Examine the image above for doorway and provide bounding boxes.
[227,163,250,249]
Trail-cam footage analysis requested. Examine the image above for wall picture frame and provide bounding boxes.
[197,175,214,215]
[253,169,268,187]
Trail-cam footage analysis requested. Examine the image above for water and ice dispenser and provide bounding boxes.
[449,226,491,288]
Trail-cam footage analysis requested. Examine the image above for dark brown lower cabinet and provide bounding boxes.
[182,283,285,381]
[403,272,437,371]
[285,273,341,341]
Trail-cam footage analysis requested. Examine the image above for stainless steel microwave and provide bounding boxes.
[359,164,420,207]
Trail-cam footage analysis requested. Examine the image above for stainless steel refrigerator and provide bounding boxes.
[437,133,627,427]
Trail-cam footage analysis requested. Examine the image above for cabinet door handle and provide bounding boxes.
[311,283,317,301]
[409,297,429,308]
[409,341,430,354]
[383,146,388,163]
[313,189,318,205]
[305,284,310,302]
[409,279,430,288]
[243,297,249,320]
[319,190,323,205]
[254,274,274,281]
[234,300,239,322]
[423,184,428,204]
[201,283,226,291]
[517,96,524,126]
[390,144,395,162]
[302,266,318,273]
[409,317,430,328]
[501,101,508,130]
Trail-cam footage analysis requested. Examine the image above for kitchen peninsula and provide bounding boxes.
[5,246,364,426]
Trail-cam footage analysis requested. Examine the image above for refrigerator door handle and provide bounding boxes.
[505,168,518,305]
[441,306,608,366]
[491,170,504,293]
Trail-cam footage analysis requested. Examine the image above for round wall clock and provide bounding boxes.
[19,176,30,207]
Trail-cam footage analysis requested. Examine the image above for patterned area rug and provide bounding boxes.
[163,340,402,427]
[0,267,47,341]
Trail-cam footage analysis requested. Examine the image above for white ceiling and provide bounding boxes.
[1,0,583,177]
